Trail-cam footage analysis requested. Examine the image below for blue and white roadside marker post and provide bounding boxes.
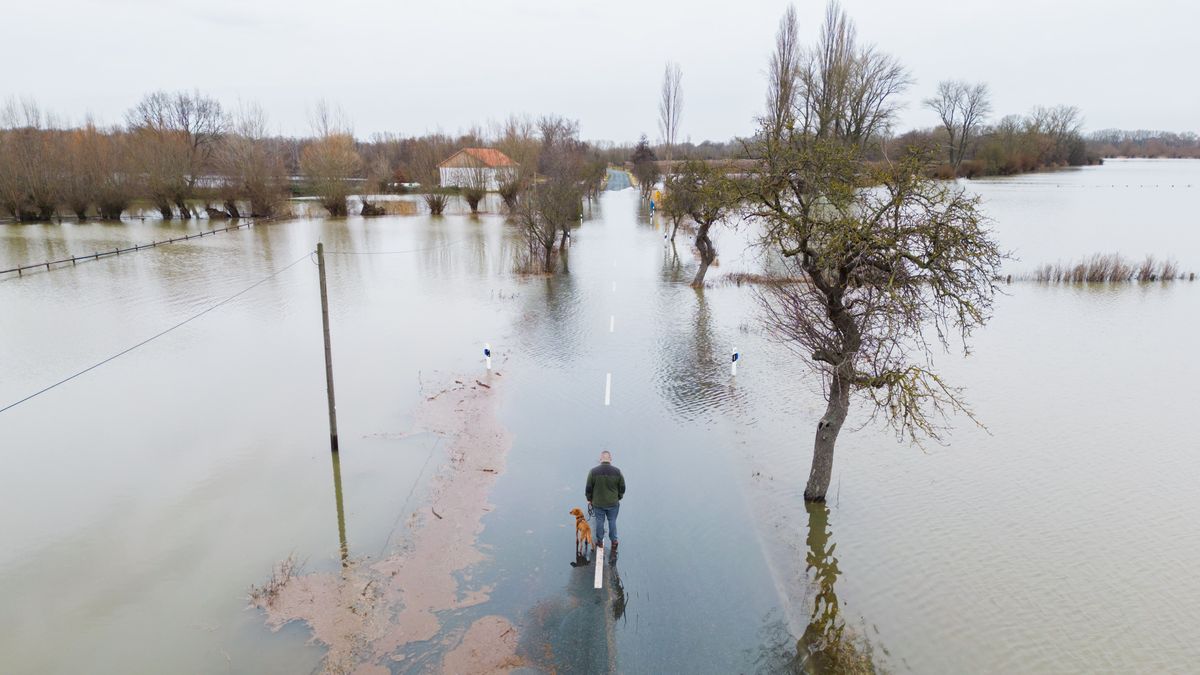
[483,343,492,371]
[731,349,740,377]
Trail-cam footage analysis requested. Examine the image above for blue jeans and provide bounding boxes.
[593,503,619,545]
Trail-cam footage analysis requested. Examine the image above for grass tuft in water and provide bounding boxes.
[248,554,302,608]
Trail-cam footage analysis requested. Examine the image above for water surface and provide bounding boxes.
[1,160,1198,673]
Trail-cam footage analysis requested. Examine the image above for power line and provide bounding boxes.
[0,251,312,416]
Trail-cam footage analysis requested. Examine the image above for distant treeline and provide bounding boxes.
[4,89,1196,224]
[890,105,1102,178]
[1086,129,1200,158]
[0,94,610,222]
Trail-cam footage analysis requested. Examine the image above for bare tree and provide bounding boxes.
[494,114,539,209]
[513,175,580,273]
[462,157,488,214]
[630,134,659,200]
[765,6,801,140]
[658,61,683,171]
[217,102,287,218]
[408,132,454,215]
[660,170,694,242]
[747,2,1006,502]
[0,99,61,221]
[61,120,107,220]
[794,2,910,149]
[668,161,736,287]
[300,101,361,217]
[126,90,225,218]
[95,131,135,220]
[535,115,588,245]
[924,80,991,170]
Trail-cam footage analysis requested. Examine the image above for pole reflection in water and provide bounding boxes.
[330,450,349,566]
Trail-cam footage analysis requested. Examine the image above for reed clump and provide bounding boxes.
[1030,254,1191,283]
[712,272,808,288]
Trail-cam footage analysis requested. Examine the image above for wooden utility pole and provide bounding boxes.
[316,242,339,452]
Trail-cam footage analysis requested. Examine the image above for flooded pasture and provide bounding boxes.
[1,159,1198,673]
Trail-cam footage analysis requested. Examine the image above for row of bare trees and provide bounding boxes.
[0,92,293,221]
[0,94,614,222]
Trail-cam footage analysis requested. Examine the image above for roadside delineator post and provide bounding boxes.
[732,350,740,377]
[317,242,340,452]
[483,343,492,371]
[594,546,604,588]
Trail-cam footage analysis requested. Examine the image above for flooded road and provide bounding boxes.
[1,160,1199,672]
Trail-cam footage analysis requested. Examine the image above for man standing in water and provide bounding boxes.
[586,450,625,554]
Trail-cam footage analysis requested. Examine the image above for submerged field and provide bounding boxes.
[1,159,1198,673]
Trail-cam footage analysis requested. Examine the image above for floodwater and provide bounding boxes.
[1,159,1198,673]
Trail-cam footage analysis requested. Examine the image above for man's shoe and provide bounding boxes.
[610,540,618,553]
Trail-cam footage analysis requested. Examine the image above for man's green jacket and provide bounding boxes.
[585,462,625,508]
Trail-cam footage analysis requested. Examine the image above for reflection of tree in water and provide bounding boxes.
[747,502,886,674]
[656,289,747,423]
[515,274,586,369]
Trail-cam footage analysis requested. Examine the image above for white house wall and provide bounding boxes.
[439,167,503,191]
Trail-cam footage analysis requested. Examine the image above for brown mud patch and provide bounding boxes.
[440,615,523,673]
[252,376,517,673]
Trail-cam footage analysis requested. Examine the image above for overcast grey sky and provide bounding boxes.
[5,0,1197,141]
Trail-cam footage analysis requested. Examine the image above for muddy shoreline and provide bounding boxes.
[252,375,521,673]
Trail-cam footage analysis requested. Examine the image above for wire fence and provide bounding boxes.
[0,220,260,278]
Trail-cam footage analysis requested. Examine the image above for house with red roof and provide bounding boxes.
[437,148,517,191]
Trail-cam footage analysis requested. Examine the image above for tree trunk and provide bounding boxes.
[804,370,850,501]
[543,242,555,273]
[156,199,173,220]
[175,198,192,219]
[692,224,715,287]
[224,199,241,219]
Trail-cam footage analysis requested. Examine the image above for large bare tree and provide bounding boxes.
[924,80,992,170]
[494,114,539,209]
[408,133,453,215]
[61,120,107,220]
[765,5,800,141]
[300,100,361,217]
[630,134,659,200]
[665,160,736,287]
[513,174,580,273]
[746,2,1005,502]
[217,102,287,218]
[126,90,225,218]
[658,61,683,171]
[0,100,60,221]
[794,2,909,149]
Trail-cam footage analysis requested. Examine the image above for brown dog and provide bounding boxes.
[570,508,592,557]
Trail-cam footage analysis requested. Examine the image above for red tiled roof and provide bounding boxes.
[439,148,516,168]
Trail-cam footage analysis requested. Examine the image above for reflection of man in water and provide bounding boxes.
[585,451,625,553]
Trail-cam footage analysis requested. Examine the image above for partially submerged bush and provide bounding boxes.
[463,186,485,213]
[1030,253,1191,283]
[498,180,521,210]
[423,192,450,215]
[248,554,301,608]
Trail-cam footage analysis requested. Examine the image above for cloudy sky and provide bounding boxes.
[5,0,1197,142]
